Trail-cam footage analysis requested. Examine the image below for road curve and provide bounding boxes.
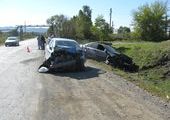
[0,38,169,120]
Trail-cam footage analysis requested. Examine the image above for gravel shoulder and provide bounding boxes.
[36,60,170,120]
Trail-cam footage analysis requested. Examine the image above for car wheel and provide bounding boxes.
[105,55,112,65]
[105,55,110,65]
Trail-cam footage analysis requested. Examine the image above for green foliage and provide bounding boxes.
[112,26,131,41]
[133,1,167,41]
[47,14,68,37]
[9,29,18,36]
[112,40,170,99]
[75,5,92,39]
[0,32,8,44]
[117,26,130,34]
[46,5,112,41]
[91,15,112,41]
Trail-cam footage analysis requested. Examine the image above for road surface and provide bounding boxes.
[0,38,169,120]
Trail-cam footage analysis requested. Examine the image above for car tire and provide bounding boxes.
[105,55,111,64]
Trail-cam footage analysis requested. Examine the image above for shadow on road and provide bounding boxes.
[48,66,106,80]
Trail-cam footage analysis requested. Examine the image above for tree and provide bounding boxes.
[116,26,131,40]
[61,17,77,38]
[47,14,68,37]
[91,15,112,41]
[133,1,167,41]
[118,26,130,34]
[9,28,18,36]
[75,5,92,39]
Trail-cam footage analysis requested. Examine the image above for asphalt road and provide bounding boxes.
[0,38,169,120]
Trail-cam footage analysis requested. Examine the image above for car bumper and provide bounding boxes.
[5,42,19,46]
[50,58,85,69]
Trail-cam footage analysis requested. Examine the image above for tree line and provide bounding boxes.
[47,1,169,42]
[47,5,113,41]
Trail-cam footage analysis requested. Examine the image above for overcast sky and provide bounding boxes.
[0,0,168,28]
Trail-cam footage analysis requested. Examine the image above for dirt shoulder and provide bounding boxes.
[36,60,170,120]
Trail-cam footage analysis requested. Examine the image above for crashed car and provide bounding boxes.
[39,38,85,73]
[82,42,138,72]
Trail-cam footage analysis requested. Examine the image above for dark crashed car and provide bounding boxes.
[42,38,85,72]
[82,42,138,72]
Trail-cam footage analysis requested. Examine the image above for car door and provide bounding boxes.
[85,43,98,59]
[95,44,107,61]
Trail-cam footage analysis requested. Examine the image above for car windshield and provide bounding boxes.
[55,40,79,48]
[8,37,17,40]
[104,45,119,54]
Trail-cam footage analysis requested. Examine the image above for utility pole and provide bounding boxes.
[165,0,170,38]
[109,8,112,29]
[168,0,170,38]
[112,21,114,33]
[24,21,26,33]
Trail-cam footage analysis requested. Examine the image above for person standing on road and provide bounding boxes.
[40,35,46,50]
[37,35,41,50]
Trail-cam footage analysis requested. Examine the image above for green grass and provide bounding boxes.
[111,40,170,100]
[0,33,7,44]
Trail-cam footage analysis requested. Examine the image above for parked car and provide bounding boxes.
[82,42,138,72]
[5,37,20,46]
[40,38,85,72]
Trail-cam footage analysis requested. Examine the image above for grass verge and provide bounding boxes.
[112,40,170,100]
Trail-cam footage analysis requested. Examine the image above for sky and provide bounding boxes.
[0,0,169,28]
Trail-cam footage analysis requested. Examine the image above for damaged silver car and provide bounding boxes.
[82,42,138,72]
[39,38,85,72]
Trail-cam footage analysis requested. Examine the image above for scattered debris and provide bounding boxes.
[38,66,49,73]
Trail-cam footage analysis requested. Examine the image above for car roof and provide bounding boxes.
[7,36,18,39]
[51,38,77,42]
[85,42,110,46]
